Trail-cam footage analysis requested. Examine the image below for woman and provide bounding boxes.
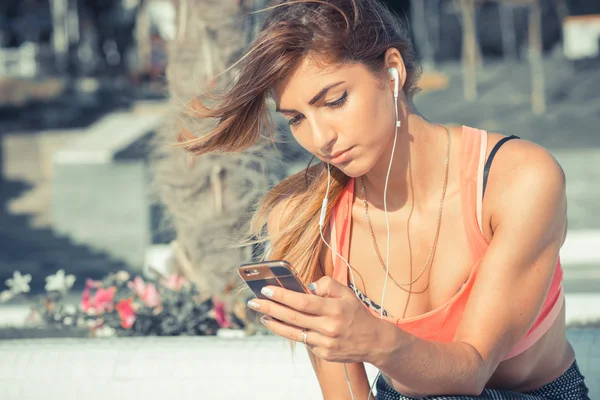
[179,0,590,398]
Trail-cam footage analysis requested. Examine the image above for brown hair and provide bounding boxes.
[178,0,421,284]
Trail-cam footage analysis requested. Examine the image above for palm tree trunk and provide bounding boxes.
[149,0,273,309]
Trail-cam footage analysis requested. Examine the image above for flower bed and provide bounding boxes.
[0,269,256,338]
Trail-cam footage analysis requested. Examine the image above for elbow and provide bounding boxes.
[388,376,485,398]
[387,376,482,399]
[456,342,492,396]
[464,381,486,397]
[443,377,487,397]
[436,378,486,398]
[387,384,426,399]
[395,385,482,399]
[469,367,496,397]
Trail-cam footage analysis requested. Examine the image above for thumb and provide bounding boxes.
[307,276,346,298]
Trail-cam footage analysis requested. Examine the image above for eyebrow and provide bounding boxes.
[276,81,345,114]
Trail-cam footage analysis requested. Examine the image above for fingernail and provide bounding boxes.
[260,316,269,326]
[307,282,316,293]
[261,287,273,298]
[247,300,259,310]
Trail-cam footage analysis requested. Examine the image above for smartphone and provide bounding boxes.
[238,260,310,300]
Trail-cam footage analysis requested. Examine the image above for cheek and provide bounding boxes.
[372,90,395,131]
[329,98,375,144]
[348,90,393,145]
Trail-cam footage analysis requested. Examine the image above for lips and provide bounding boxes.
[326,147,353,164]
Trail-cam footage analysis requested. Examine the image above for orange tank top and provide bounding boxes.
[329,125,564,361]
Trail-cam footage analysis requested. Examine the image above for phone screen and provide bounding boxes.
[246,277,280,300]
[275,275,307,293]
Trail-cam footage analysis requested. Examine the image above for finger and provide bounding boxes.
[307,276,347,298]
[260,316,322,347]
[259,285,329,315]
[247,298,321,331]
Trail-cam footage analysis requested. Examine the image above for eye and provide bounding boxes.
[288,114,304,127]
[286,91,348,127]
[325,91,348,108]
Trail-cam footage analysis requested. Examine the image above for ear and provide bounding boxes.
[384,47,407,92]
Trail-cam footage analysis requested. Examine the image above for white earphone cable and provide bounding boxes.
[317,73,400,400]
[379,91,399,318]
[318,165,381,400]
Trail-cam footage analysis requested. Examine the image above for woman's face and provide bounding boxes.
[272,58,397,178]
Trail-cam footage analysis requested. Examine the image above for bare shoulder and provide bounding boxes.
[484,133,566,233]
[486,133,565,189]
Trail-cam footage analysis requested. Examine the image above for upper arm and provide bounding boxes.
[268,201,371,399]
[455,142,567,378]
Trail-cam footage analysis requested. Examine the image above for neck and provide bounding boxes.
[360,109,451,212]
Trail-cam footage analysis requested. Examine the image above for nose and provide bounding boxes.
[309,116,337,156]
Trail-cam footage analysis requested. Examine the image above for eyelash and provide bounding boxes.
[288,91,348,127]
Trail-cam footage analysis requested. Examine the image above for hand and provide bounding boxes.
[247,276,388,364]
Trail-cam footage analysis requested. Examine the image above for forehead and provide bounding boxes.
[272,57,372,106]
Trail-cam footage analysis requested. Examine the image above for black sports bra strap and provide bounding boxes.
[482,135,520,199]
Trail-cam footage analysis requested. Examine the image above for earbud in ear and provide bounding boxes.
[388,67,399,98]
[388,68,401,128]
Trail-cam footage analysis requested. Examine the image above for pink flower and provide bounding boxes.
[127,276,146,297]
[128,276,162,307]
[160,274,187,291]
[95,287,116,312]
[116,298,136,329]
[81,279,101,313]
[80,285,116,314]
[85,278,103,289]
[81,287,93,313]
[141,283,161,308]
[212,297,231,329]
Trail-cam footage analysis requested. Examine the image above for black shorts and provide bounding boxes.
[375,361,590,400]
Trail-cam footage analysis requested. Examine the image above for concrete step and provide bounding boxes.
[0,224,127,293]
[0,243,110,262]
[0,213,31,229]
[0,333,596,400]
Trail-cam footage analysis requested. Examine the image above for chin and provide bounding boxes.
[335,159,370,178]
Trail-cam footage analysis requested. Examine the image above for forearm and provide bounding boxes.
[309,350,374,400]
[370,322,489,398]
